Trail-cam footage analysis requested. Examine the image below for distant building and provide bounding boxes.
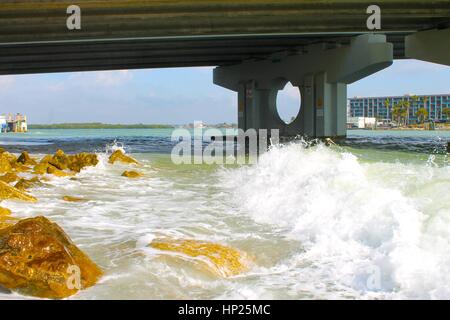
[1,113,28,132]
[347,117,377,129]
[348,94,450,124]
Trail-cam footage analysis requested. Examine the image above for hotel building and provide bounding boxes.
[348,94,450,124]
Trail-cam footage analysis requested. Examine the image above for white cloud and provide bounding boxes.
[94,70,132,86]
[67,69,133,87]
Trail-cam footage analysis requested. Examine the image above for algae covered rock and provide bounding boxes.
[109,150,139,165]
[35,150,98,175]
[62,196,84,202]
[0,207,15,230]
[33,161,51,175]
[48,149,69,170]
[121,170,143,178]
[67,152,98,172]
[149,239,251,277]
[0,180,37,202]
[0,172,20,184]
[0,153,12,174]
[0,207,12,216]
[47,165,74,177]
[0,216,103,298]
[16,151,37,166]
[14,177,42,191]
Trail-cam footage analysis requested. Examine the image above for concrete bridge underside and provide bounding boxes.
[1,0,449,138]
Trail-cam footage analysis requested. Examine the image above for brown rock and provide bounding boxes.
[121,170,143,178]
[0,172,20,183]
[48,149,69,170]
[14,177,42,191]
[62,196,84,202]
[0,216,103,298]
[0,207,12,216]
[0,207,14,229]
[67,152,98,172]
[47,165,74,177]
[0,180,37,202]
[0,153,12,174]
[108,150,139,165]
[149,239,251,277]
[33,161,51,175]
[16,151,37,166]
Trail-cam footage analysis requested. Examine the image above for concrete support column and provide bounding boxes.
[214,34,393,139]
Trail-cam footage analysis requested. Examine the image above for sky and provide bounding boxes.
[0,59,448,125]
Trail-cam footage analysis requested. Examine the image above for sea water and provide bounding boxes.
[0,129,448,299]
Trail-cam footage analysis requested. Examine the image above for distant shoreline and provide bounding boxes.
[28,123,237,129]
[28,123,174,129]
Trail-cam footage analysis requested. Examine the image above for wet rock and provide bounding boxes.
[67,152,98,172]
[109,150,139,165]
[16,151,37,166]
[121,170,143,178]
[0,216,103,298]
[62,196,84,202]
[33,161,51,175]
[14,177,42,191]
[0,153,12,174]
[47,165,74,177]
[39,155,53,164]
[0,181,37,202]
[0,207,15,229]
[0,207,12,216]
[149,239,251,277]
[10,163,31,173]
[38,150,98,174]
[0,172,20,184]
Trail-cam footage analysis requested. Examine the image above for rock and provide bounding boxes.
[38,150,98,174]
[67,152,98,172]
[0,172,20,183]
[0,180,37,202]
[108,150,139,165]
[0,216,103,298]
[2,151,17,164]
[149,239,250,277]
[121,170,143,178]
[48,149,69,170]
[0,153,12,174]
[10,163,31,173]
[0,207,12,216]
[16,151,37,166]
[39,155,53,164]
[14,177,42,191]
[62,196,84,202]
[47,165,74,177]
[0,207,15,229]
[33,161,51,175]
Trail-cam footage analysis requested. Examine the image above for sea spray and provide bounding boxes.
[220,140,450,298]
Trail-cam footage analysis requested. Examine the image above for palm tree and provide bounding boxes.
[383,98,390,120]
[411,95,419,123]
[392,101,408,127]
[416,107,428,125]
[443,107,450,120]
[403,100,411,125]
[423,96,429,118]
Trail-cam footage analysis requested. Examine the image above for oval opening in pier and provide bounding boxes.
[276,82,301,124]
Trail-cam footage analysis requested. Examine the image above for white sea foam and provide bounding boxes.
[219,141,450,299]
[0,141,448,299]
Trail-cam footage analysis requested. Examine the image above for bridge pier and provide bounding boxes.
[214,34,394,138]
